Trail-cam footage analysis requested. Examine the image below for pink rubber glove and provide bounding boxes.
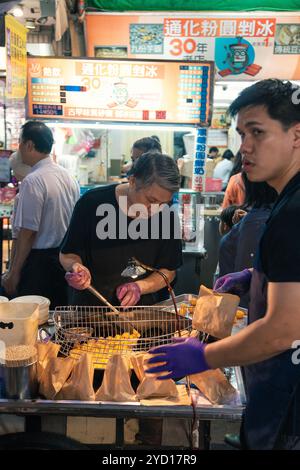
[65,263,91,290]
[116,282,141,306]
[146,337,210,380]
[213,269,252,296]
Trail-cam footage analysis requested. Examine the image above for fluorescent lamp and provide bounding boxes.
[48,122,196,132]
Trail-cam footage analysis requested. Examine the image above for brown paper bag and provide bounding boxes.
[36,341,60,382]
[56,353,95,401]
[137,376,179,400]
[130,352,146,382]
[190,369,237,404]
[192,285,240,338]
[135,353,178,400]
[140,384,191,406]
[95,353,136,402]
[39,356,75,399]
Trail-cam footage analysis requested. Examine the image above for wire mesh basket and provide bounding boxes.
[53,305,193,369]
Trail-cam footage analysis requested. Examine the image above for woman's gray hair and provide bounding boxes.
[130,151,180,193]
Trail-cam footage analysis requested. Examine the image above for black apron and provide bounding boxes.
[241,180,300,450]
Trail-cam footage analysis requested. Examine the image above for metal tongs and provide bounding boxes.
[87,285,136,333]
[87,285,121,316]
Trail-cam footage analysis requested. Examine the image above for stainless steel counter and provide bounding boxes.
[0,393,243,421]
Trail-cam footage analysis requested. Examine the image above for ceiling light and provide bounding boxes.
[11,5,23,17]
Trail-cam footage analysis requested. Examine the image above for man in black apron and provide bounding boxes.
[60,152,182,446]
[60,152,182,307]
[147,79,300,449]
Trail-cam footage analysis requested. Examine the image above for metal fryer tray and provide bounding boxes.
[157,293,198,306]
[157,293,198,319]
[53,305,193,368]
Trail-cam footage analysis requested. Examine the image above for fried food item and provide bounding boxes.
[235,309,246,319]
[179,304,188,315]
[189,297,197,306]
[69,329,140,369]
[177,298,197,316]
[174,329,198,338]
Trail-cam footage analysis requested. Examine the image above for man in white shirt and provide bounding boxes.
[2,121,80,307]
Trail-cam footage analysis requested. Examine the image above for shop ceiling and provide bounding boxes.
[4,0,300,29]
[3,0,300,106]
[1,1,56,27]
[4,0,300,20]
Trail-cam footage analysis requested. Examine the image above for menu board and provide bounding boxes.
[27,57,214,125]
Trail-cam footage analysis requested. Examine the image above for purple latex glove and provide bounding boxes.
[213,269,252,297]
[146,337,211,380]
[65,263,91,290]
[116,282,141,306]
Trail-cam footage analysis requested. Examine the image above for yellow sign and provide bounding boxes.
[5,15,27,99]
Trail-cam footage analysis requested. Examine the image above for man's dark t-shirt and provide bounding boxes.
[61,184,182,305]
[260,172,300,283]
[243,172,300,449]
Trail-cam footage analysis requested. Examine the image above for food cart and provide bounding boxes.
[0,388,244,449]
[0,300,247,450]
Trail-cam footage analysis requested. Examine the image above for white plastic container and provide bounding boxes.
[0,303,38,347]
[10,296,50,325]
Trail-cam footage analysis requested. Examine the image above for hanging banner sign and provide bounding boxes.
[85,12,300,80]
[27,57,214,125]
[5,15,27,99]
[192,128,207,192]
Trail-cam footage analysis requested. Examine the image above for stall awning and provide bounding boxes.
[85,0,300,12]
